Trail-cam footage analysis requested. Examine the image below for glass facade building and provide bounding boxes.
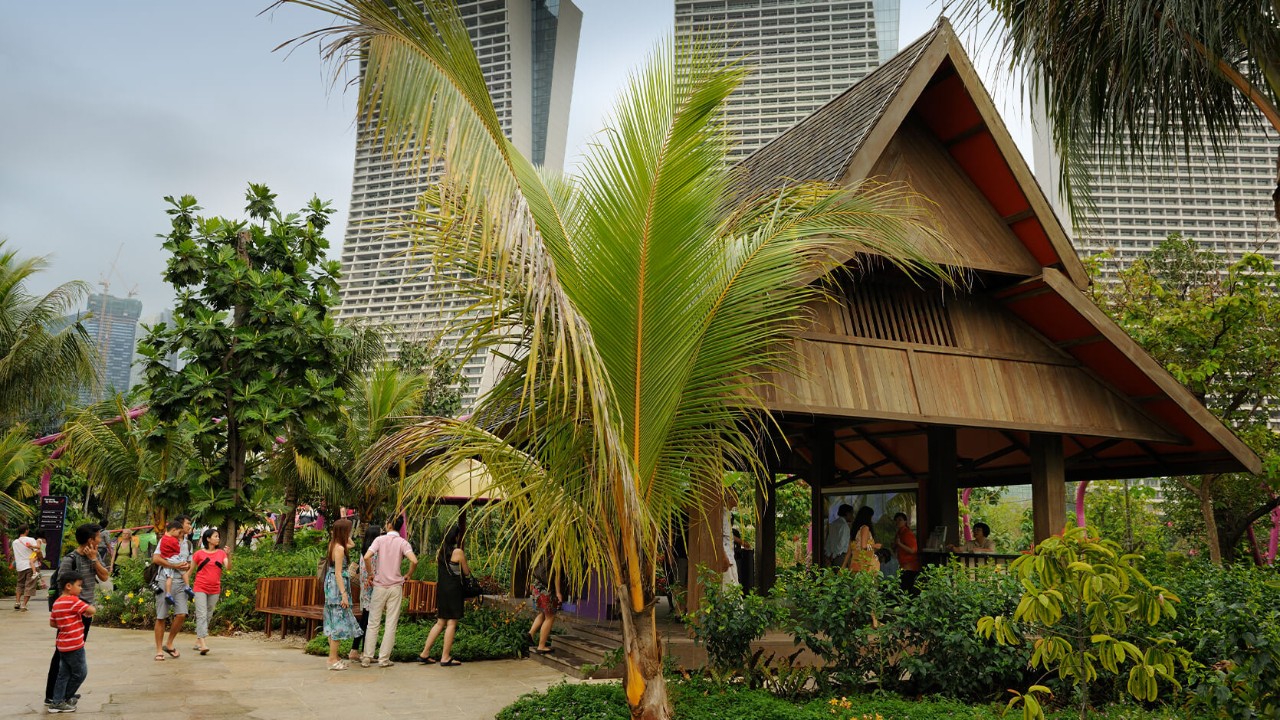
[336,1,582,411]
[675,0,901,162]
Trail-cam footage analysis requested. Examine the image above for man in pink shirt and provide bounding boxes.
[360,516,417,668]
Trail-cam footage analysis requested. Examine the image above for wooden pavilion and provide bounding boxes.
[694,19,1261,596]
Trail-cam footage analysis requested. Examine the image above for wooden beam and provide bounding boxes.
[810,425,834,567]
[755,466,777,592]
[851,426,922,480]
[1031,433,1066,542]
[942,121,987,147]
[1002,208,1036,225]
[1066,438,1123,465]
[960,444,1020,472]
[925,426,960,548]
[1056,333,1105,349]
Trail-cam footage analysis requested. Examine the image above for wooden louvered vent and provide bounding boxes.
[844,282,958,347]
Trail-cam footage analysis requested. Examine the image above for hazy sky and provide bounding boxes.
[1,1,1029,317]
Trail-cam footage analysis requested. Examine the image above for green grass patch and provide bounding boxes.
[305,602,532,662]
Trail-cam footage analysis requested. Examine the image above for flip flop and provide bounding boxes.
[533,648,554,655]
[416,656,437,665]
[199,648,210,656]
[163,646,180,659]
[154,654,166,662]
[439,659,462,667]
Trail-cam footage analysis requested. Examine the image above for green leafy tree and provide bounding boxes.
[959,0,1280,225]
[268,362,426,546]
[1090,235,1280,563]
[0,240,98,426]
[138,185,380,542]
[1082,481,1172,556]
[393,339,464,417]
[281,2,944,715]
[978,526,1190,719]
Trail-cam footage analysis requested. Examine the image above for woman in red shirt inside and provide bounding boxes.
[191,528,230,655]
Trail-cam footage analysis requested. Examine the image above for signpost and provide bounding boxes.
[38,495,68,562]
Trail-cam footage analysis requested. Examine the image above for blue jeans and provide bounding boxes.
[52,648,87,703]
[45,616,90,702]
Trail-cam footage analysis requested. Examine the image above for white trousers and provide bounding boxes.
[362,584,403,661]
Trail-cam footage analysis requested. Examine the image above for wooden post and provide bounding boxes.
[755,471,777,592]
[925,426,959,549]
[1031,433,1066,542]
[810,425,834,567]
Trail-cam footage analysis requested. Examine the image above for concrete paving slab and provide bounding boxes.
[0,598,571,719]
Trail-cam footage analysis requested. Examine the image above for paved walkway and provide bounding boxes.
[0,597,570,719]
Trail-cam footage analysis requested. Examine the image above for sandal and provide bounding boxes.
[154,653,166,662]
[199,647,210,656]
[533,647,554,655]
[163,646,179,659]
[440,659,462,667]
[416,655,437,665]
[328,661,348,671]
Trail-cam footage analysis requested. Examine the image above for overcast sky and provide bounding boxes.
[1,1,1029,318]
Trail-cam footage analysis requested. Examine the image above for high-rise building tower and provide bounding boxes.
[69,293,143,404]
[675,0,900,162]
[1032,113,1280,280]
[336,1,582,411]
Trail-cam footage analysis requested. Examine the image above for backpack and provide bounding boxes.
[47,550,80,600]
[142,557,162,593]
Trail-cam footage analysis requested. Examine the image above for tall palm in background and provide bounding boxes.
[267,363,427,546]
[282,2,942,716]
[959,0,1280,224]
[0,426,44,522]
[0,240,99,427]
[60,395,194,529]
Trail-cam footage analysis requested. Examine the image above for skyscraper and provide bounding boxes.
[1032,114,1280,280]
[336,0,582,410]
[69,293,143,404]
[675,0,900,162]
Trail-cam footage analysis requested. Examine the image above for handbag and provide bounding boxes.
[460,573,483,599]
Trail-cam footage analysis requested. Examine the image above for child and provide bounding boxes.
[48,570,95,713]
[154,522,194,605]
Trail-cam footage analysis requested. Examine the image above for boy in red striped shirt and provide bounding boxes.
[48,571,95,713]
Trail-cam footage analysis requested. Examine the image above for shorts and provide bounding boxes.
[156,579,189,619]
[16,568,39,596]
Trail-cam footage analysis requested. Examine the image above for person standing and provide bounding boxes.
[824,504,853,566]
[527,555,564,655]
[418,521,468,667]
[152,516,192,661]
[322,519,362,671]
[893,512,921,595]
[349,524,383,663]
[47,571,96,713]
[843,506,881,574]
[11,523,42,611]
[45,524,108,708]
[360,516,416,668]
[110,529,135,576]
[191,528,230,655]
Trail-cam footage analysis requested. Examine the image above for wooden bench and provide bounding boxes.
[255,577,437,640]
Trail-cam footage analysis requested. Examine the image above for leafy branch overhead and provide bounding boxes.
[138,184,380,538]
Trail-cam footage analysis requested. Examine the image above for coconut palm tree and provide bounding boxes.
[59,395,196,529]
[0,425,44,522]
[267,362,428,546]
[0,240,99,426]
[282,2,943,716]
[958,0,1280,224]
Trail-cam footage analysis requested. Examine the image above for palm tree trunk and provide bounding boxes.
[617,583,670,720]
[278,479,299,548]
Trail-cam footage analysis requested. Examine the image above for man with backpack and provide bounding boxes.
[44,524,108,709]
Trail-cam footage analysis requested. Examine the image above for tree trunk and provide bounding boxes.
[1199,488,1224,565]
[1247,525,1264,566]
[278,479,300,548]
[618,584,670,720]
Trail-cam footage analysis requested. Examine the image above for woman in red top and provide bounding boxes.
[191,529,230,655]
